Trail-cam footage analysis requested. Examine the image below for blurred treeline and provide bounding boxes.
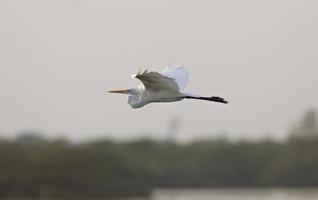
[0,110,318,198]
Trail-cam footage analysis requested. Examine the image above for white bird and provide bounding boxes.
[109,65,228,109]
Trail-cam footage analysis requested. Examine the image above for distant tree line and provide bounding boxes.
[0,110,318,198]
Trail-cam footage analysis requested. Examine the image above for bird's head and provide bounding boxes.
[109,88,142,108]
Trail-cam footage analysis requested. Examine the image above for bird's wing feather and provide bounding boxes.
[134,70,180,92]
[161,65,189,91]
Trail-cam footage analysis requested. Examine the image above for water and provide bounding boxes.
[137,188,318,200]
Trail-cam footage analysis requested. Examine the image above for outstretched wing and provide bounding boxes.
[133,69,180,92]
[161,65,189,91]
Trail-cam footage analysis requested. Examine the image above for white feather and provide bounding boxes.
[161,64,189,91]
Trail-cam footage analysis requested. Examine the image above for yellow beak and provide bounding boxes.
[108,89,128,94]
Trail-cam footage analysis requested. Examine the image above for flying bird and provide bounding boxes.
[109,65,228,109]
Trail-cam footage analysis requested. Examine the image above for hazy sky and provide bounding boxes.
[0,0,318,141]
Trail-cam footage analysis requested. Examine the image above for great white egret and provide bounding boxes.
[109,65,228,109]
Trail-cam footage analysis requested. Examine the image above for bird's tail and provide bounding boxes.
[183,94,228,104]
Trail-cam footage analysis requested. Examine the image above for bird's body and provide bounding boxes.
[109,65,227,108]
[127,86,184,109]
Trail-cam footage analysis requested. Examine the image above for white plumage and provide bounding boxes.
[109,64,227,109]
[161,65,189,91]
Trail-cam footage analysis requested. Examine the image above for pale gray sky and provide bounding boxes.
[0,0,318,141]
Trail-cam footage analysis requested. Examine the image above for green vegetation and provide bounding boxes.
[0,110,318,198]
